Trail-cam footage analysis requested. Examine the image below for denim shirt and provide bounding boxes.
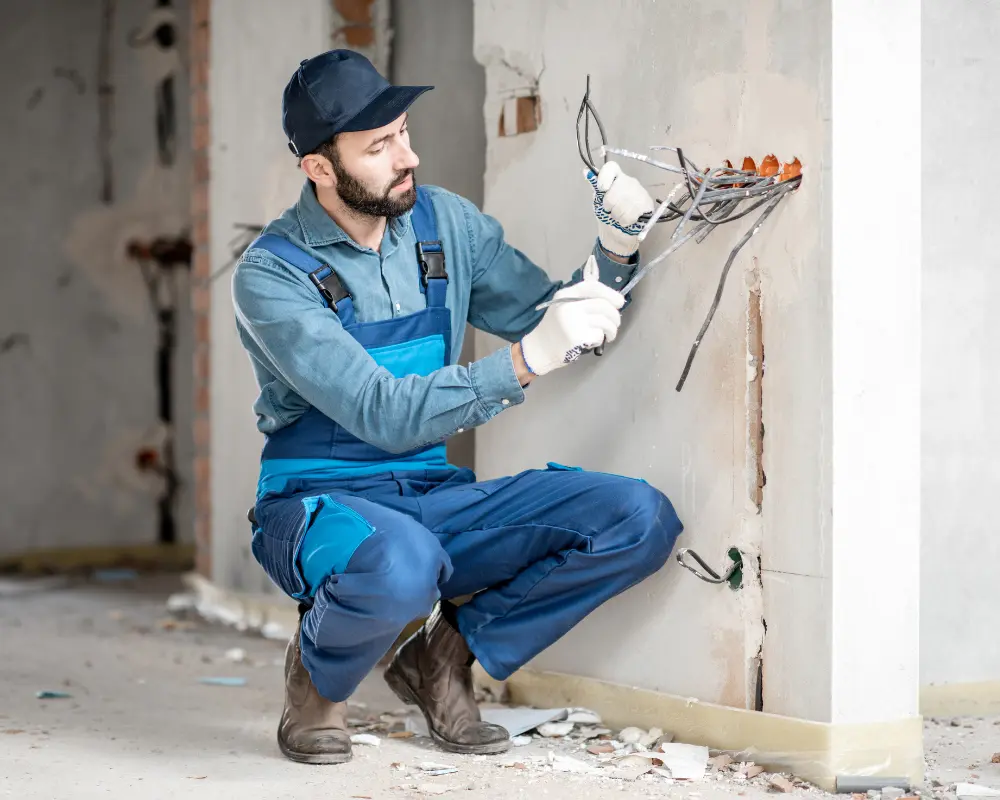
[231,181,637,455]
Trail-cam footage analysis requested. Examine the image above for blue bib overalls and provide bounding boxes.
[248,187,683,702]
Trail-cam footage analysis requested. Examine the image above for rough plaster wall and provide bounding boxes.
[0,0,193,556]
[391,0,486,471]
[208,0,333,593]
[473,0,827,711]
[921,0,1000,688]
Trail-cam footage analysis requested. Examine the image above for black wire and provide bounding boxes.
[675,196,785,392]
[576,75,609,177]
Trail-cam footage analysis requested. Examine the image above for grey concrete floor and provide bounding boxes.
[0,575,994,799]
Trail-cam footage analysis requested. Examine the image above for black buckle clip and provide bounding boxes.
[415,241,447,285]
[308,267,350,311]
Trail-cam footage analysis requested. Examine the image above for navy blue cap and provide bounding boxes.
[282,49,433,157]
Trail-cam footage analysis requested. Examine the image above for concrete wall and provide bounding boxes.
[473,0,829,713]
[0,0,193,557]
[208,0,333,593]
[921,0,1000,689]
[391,0,485,470]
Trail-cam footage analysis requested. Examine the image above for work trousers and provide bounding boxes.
[251,464,683,702]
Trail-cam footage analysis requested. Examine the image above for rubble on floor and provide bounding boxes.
[344,699,820,791]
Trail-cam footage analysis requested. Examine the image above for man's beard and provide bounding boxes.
[332,162,417,219]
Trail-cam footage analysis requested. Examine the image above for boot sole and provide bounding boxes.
[278,733,353,764]
[384,661,511,756]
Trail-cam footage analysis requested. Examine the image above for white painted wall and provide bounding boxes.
[208,0,332,593]
[0,0,193,556]
[921,0,1000,689]
[473,0,828,712]
[391,0,485,471]
[828,0,921,725]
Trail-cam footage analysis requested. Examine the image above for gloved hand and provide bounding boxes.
[586,161,655,259]
[520,256,625,376]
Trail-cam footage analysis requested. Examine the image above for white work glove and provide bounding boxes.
[520,256,625,376]
[586,161,655,259]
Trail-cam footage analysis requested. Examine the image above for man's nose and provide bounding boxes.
[396,141,419,171]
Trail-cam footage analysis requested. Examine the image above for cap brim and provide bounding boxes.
[339,85,434,134]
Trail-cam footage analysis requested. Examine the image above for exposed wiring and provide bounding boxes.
[567,78,802,390]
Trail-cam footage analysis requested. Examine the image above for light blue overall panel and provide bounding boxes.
[368,334,446,378]
[297,495,377,596]
[257,445,450,499]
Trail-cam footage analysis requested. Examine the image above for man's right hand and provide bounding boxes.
[519,256,625,377]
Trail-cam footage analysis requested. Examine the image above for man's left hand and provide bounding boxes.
[586,161,655,259]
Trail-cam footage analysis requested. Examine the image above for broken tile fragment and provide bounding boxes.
[639,727,664,749]
[658,743,710,781]
[587,742,615,755]
[769,775,796,793]
[710,753,735,772]
[565,709,602,725]
[617,727,645,745]
[537,721,574,738]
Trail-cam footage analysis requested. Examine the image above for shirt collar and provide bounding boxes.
[295,180,413,249]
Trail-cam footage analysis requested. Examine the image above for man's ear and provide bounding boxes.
[301,153,336,189]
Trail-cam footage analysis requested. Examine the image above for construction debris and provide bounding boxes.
[417,762,459,776]
[349,734,380,747]
[197,677,246,687]
[0,576,71,597]
[657,743,710,781]
[548,751,599,774]
[35,690,72,699]
[537,721,575,738]
[957,785,1000,798]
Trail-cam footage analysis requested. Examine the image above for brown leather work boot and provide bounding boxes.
[277,614,352,764]
[383,601,510,755]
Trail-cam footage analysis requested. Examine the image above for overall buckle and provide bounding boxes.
[308,266,350,311]
[416,241,447,285]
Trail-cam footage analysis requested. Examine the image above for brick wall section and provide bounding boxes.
[333,0,376,47]
[190,0,212,577]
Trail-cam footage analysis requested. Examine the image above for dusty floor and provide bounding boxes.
[0,575,997,800]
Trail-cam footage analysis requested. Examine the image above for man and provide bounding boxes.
[232,49,683,765]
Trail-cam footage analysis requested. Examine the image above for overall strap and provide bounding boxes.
[411,186,448,308]
[250,234,356,325]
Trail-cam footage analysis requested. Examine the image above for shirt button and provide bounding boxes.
[395,302,401,311]
[501,398,510,406]
[457,428,464,434]
[615,276,623,283]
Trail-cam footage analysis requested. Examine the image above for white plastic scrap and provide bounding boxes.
[224,647,247,663]
[349,733,380,747]
[511,735,532,747]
